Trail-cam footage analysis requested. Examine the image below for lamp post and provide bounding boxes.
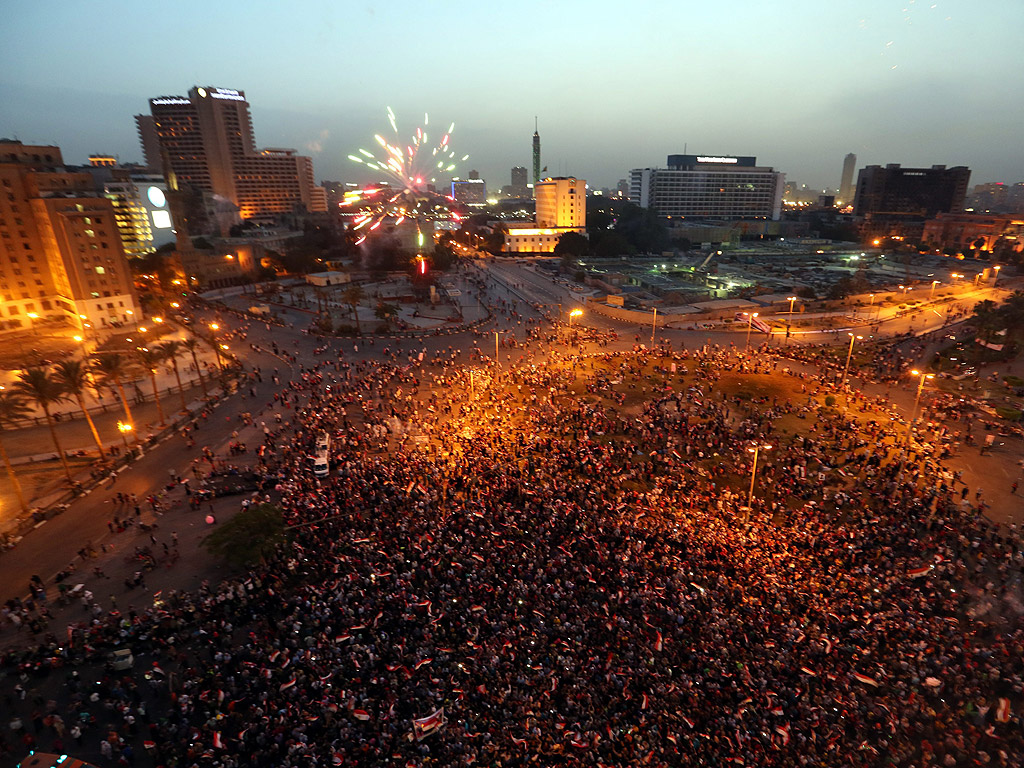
[209,323,224,373]
[905,369,934,447]
[651,307,658,347]
[495,330,500,367]
[787,296,797,315]
[929,280,939,300]
[993,265,1001,287]
[743,311,759,353]
[746,443,772,514]
[568,308,583,341]
[842,333,863,390]
[26,312,39,335]
[117,420,133,451]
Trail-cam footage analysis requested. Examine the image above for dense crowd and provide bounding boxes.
[3,341,1024,767]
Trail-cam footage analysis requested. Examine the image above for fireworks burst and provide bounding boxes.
[345,108,469,245]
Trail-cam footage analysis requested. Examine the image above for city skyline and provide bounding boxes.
[2,0,1023,192]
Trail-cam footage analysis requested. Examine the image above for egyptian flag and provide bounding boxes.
[511,737,528,748]
[353,709,371,721]
[213,731,224,749]
[682,716,695,729]
[774,724,790,746]
[853,672,879,687]
[800,666,816,676]
[641,693,649,710]
[333,753,344,765]
[908,565,933,578]
[413,707,446,740]
[414,658,432,671]
[280,678,297,692]
[996,698,1011,723]
[143,741,156,750]
[654,631,663,652]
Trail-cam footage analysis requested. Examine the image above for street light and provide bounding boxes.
[117,420,133,450]
[993,265,1001,287]
[746,443,772,513]
[787,296,797,314]
[929,280,939,300]
[906,369,935,446]
[743,311,759,352]
[842,333,863,390]
[26,311,38,334]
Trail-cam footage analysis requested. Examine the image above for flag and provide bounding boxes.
[151,663,166,677]
[853,672,879,687]
[413,707,446,741]
[800,666,816,676]
[213,731,224,749]
[682,716,695,729]
[654,631,663,652]
[143,741,156,750]
[996,698,1011,723]
[823,638,833,655]
[908,565,933,578]
[353,709,370,721]
[774,724,790,746]
[511,737,528,748]
[280,678,296,692]
[414,658,432,670]
[641,692,649,710]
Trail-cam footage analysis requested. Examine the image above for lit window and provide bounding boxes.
[95,266,105,274]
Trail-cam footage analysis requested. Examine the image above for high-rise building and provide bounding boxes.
[853,163,971,240]
[451,177,487,206]
[501,166,530,199]
[532,121,541,194]
[504,176,586,253]
[629,155,785,220]
[143,86,327,222]
[134,114,162,170]
[0,140,140,333]
[839,153,856,205]
[104,173,176,259]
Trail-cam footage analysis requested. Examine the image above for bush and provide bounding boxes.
[1004,375,1023,387]
[995,406,1022,421]
[203,503,287,569]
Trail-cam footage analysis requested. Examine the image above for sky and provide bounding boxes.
[2,0,1023,193]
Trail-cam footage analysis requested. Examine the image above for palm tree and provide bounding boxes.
[134,347,166,426]
[0,391,32,514]
[181,336,208,397]
[52,359,105,458]
[157,340,189,412]
[91,352,139,443]
[342,283,365,334]
[14,367,72,483]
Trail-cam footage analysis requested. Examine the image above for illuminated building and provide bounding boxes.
[143,86,327,222]
[853,163,971,241]
[104,174,175,258]
[451,177,487,207]
[89,154,118,168]
[504,176,586,253]
[629,155,785,220]
[0,140,140,333]
[922,212,1024,255]
[839,153,857,205]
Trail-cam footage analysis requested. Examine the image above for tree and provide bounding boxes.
[342,284,365,334]
[593,231,635,259]
[0,391,32,514]
[91,353,140,443]
[554,231,590,264]
[133,347,167,427]
[52,360,105,458]
[157,340,189,413]
[181,337,208,397]
[202,502,287,569]
[14,367,72,483]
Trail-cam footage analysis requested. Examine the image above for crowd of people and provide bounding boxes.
[3,330,1024,767]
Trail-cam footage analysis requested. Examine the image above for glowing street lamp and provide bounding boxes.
[742,311,759,352]
[117,420,133,450]
[906,369,934,446]
[842,333,863,389]
[26,311,38,334]
[993,265,1001,287]
[746,443,772,513]
[929,280,939,300]
[568,308,583,327]
[787,296,797,314]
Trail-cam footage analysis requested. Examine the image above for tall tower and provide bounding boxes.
[839,153,856,204]
[532,117,541,196]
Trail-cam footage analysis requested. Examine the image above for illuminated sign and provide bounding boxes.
[697,156,738,164]
[146,186,166,207]
[151,210,172,229]
[151,98,190,105]
[210,87,244,102]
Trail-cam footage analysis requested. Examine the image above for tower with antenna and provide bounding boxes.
[532,117,541,197]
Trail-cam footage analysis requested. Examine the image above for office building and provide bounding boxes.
[451,177,487,207]
[135,114,162,170]
[0,140,140,333]
[629,155,785,220]
[104,173,176,259]
[142,86,327,222]
[853,163,971,241]
[504,176,586,253]
[839,153,856,205]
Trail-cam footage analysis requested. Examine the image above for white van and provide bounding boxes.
[312,452,330,478]
[316,432,331,452]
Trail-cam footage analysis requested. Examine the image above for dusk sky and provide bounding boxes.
[3,0,1022,193]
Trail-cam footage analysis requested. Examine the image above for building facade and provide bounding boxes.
[853,163,971,241]
[0,140,140,333]
[629,155,785,220]
[504,176,586,253]
[839,153,856,206]
[104,174,176,259]
[142,86,327,223]
[451,177,487,206]
[921,212,1024,256]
